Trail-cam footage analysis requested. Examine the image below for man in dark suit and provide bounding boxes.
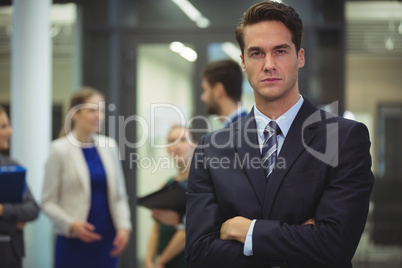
[185,2,374,268]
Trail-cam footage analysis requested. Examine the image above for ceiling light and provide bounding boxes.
[172,0,200,20]
[196,17,210,28]
[180,47,198,62]
[169,41,198,62]
[171,0,210,28]
[169,41,185,53]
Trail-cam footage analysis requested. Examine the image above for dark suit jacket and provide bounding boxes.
[0,154,40,262]
[185,99,374,268]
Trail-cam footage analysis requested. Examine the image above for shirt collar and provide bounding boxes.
[254,95,304,139]
[228,107,247,121]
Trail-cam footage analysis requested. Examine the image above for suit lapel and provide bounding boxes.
[263,99,319,218]
[234,110,266,207]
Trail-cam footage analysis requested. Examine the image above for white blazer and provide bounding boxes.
[41,132,132,237]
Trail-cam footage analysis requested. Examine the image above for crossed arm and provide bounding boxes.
[220,216,315,244]
[186,123,374,268]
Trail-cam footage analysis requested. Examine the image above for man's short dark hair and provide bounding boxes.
[202,60,243,103]
[235,1,303,55]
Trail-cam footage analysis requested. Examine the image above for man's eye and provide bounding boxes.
[251,52,262,56]
[276,50,286,54]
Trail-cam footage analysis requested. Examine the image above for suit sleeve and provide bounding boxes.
[2,188,40,222]
[41,143,76,237]
[252,122,374,267]
[185,136,256,268]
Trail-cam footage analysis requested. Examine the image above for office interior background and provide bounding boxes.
[0,0,402,267]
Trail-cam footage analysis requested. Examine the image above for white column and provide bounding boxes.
[11,0,53,267]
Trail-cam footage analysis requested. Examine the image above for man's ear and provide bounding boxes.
[298,48,305,68]
[213,82,226,99]
[240,54,246,72]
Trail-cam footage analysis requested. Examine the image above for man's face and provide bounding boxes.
[200,78,220,115]
[240,20,304,105]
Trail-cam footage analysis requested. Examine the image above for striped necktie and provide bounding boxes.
[261,121,282,179]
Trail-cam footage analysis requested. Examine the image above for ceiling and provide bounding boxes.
[1,0,402,60]
[120,0,262,29]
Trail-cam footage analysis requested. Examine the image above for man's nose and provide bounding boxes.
[263,55,276,72]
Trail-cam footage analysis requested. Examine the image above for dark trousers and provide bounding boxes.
[0,242,22,268]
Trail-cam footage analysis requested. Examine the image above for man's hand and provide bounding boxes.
[220,216,252,244]
[17,221,25,230]
[110,229,130,257]
[152,209,181,226]
[302,218,315,226]
[70,221,102,243]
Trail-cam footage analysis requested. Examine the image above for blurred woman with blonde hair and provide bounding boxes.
[145,125,196,268]
[41,87,131,268]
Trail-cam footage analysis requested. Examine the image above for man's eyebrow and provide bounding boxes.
[274,43,291,50]
[246,43,292,53]
[246,46,263,53]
